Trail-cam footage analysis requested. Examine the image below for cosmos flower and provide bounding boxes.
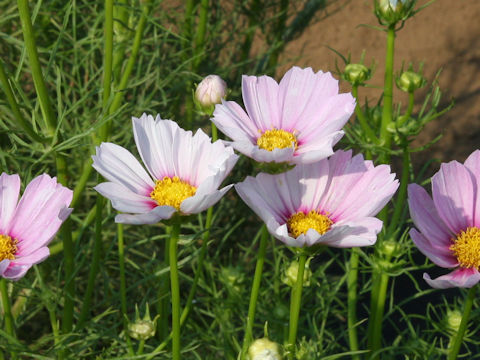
[92,114,239,224]
[235,150,398,248]
[408,150,480,288]
[212,66,355,165]
[0,173,72,280]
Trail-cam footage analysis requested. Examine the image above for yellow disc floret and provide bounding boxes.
[150,176,197,210]
[287,210,333,238]
[257,129,297,152]
[450,227,480,269]
[0,234,17,261]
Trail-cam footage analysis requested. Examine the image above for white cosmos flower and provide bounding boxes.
[92,114,239,224]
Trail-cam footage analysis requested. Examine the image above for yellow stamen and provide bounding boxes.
[150,176,197,210]
[0,234,17,261]
[257,129,297,152]
[450,227,480,269]
[287,210,333,238]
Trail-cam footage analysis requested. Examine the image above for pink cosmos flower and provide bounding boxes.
[408,150,480,288]
[92,114,239,224]
[0,173,72,280]
[235,150,398,247]
[212,66,355,165]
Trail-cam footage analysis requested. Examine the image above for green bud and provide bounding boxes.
[397,70,425,93]
[344,63,370,86]
[446,310,462,333]
[379,240,397,257]
[273,303,289,321]
[374,0,415,26]
[248,338,282,360]
[127,304,159,341]
[282,260,312,287]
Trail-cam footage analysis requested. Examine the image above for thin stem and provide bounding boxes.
[118,223,134,356]
[397,92,415,127]
[368,272,389,359]
[0,278,16,359]
[347,248,360,360]
[193,0,209,69]
[287,253,307,360]
[137,339,145,355]
[0,59,44,143]
[157,233,170,342]
[77,194,105,328]
[448,286,477,360]
[17,0,57,136]
[387,147,410,235]
[352,85,378,145]
[169,217,182,360]
[379,25,396,164]
[99,0,114,141]
[240,225,269,360]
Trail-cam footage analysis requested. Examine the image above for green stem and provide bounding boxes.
[169,217,182,360]
[379,25,396,164]
[0,279,16,359]
[0,59,44,143]
[17,0,57,136]
[240,225,269,360]
[397,92,414,127]
[137,339,145,355]
[368,272,389,360]
[266,0,288,76]
[347,248,360,360]
[157,234,170,342]
[387,147,410,235]
[193,0,209,69]
[77,194,105,329]
[287,253,307,359]
[99,0,114,141]
[448,286,477,360]
[118,223,134,356]
[352,85,378,145]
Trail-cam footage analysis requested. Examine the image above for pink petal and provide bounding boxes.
[9,174,72,254]
[242,75,280,131]
[94,182,156,213]
[423,267,480,289]
[212,100,258,141]
[292,131,344,164]
[408,184,453,248]
[181,185,233,214]
[432,161,475,234]
[92,142,154,196]
[115,206,177,224]
[410,229,458,268]
[0,173,20,234]
[0,259,11,277]
[2,264,29,281]
[463,150,480,227]
[317,217,382,248]
[12,246,49,265]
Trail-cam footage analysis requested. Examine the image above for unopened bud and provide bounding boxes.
[446,310,462,333]
[128,304,159,341]
[344,63,370,86]
[248,338,282,360]
[282,260,312,287]
[195,75,227,115]
[397,71,425,93]
[374,0,415,25]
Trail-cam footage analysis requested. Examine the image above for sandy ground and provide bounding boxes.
[279,0,480,172]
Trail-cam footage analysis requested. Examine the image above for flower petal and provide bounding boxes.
[181,185,233,214]
[92,142,154,196]
[95,182,156,213]
[463,150,480,227]
[408,183,453,247]
[115,206,177,224]
[432,161,475,234]
[8,174,72,254]
[423,267,480,289]
[292,131,343,164]
[0,260,10,277]
[315,217,382,248]
[0,173,20,234]
[410,229,458,268]
[212,100,259,142]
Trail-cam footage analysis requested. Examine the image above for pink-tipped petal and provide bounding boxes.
[115,206,177,224]
[432,161,475,234]
[95,182,156,213]
[92,142,154,196]
[0,173,20,234]
[242,75,280,131]
[463,150,480,227]
[408,184,453,247]
[423,268,480,289]
[410,229,458,268]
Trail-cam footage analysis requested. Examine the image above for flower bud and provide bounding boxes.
[374,0,415,25]
[195,75,227,115]
[446,310,462,334]
[127,304,159,341]
[343,63,370,86]
[282,260,312,287]
[248,338,282,360]
[396,70,425,93]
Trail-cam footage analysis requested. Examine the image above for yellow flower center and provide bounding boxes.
[450,227,480,269]
[257,129,297,151]
[0,234,17,261]
[150,176,197,210]
[287,210,333,238]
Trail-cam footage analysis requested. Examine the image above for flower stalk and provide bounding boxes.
[169,217,182,360]
[0,278,16,359]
